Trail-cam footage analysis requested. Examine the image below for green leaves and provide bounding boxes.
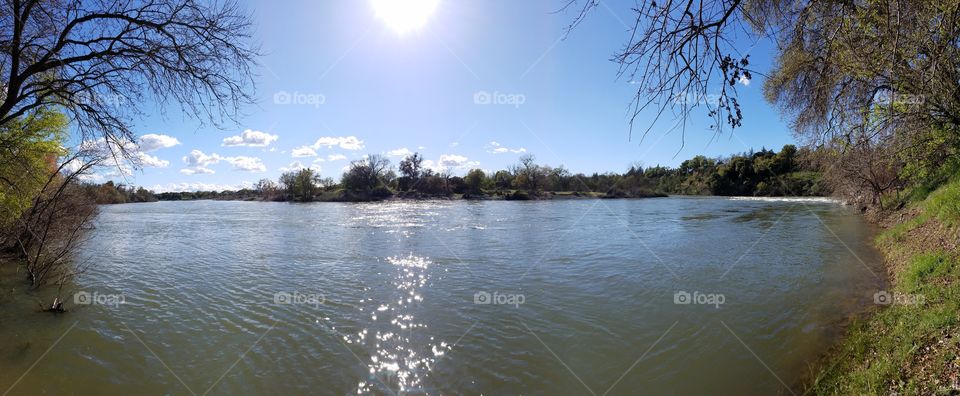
[0,108,68,225]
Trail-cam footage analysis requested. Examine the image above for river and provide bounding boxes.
[0,197,885,395]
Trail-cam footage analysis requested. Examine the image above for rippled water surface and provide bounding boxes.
[0,197,884,395]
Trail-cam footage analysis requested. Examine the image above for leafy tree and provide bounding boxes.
[280,168,322,202]
[493,170,513,192]
[0,108,67,226]
[464,169,486,195]
[548,166,571,191]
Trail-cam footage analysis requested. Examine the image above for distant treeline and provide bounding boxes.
[91,144,823,204]
[81,181,158,204]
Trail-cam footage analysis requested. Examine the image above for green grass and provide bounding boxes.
[877,214,926,245]
[809,252,960,394]
[926,181,960,227]
[808,179,960,395]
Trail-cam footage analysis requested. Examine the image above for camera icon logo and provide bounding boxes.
[273,90,292,105]
[473,91,491,105]
[673,291,691,305]
[873,291,892,305]
[273,291,292,304]
[474,291,491,304]
[74,291,91,305]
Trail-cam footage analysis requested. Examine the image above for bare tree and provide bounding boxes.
[12,149,104,288]
[342,154,392,192]
[565,0,756,144]
[0,0,259,157]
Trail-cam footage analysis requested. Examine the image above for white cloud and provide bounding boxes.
[180,150,265,173]
[80,173,105,182]
[291,146,317,157]
[226,156,266,172]
[280,161,321,173]
[280,161,305,173]
[738,74,750,86]
[222,129,279,147]
[180,150,222,175]
[180,167,215,175]
[138,152,170,168]
[151,181,254,193]
[387,147,413,157]
[105,161,135,177]
[76,138,169,177]
[309,136,364,150]
[61,158,106,182]
[433,154,480,173]
[327,154,348,161]
[486,141,526,154]
[138,134,180,152]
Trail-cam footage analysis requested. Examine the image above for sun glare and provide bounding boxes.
[371,0,439,35]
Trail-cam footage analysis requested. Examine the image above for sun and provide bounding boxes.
[370,0,439,35]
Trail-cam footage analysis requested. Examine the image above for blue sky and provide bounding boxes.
[90,0,796,192]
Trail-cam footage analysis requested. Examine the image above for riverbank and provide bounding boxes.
[805,179,960,394]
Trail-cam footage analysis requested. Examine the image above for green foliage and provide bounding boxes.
[898,127,960,191]
[280,168,323,202]
[641,145,821,197]
[82,181,158,204]
[925,179,960,227]
[0,109,68,225]
[463,169,486,195]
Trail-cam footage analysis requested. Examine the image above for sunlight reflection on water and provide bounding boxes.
[351,255,450,394]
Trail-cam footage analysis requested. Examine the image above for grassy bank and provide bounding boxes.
[806,179,960,394]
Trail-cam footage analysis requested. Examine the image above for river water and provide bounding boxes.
[0,197,885,395]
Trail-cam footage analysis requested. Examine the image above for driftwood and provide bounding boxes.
[39,297,66,313]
